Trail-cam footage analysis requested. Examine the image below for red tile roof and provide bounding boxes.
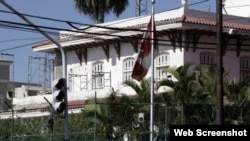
[181,15,250,31]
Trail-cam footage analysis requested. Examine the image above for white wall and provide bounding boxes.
[184,34,246,81]
[224,0,250,17]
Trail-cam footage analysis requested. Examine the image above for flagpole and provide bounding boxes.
[150,0,155,141]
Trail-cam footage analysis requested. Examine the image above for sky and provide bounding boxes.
[0,0,216,83]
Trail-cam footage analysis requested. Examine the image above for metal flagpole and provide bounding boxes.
[150,0,155,141]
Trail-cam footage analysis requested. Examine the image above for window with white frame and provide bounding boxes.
[240,56,250,80]
[155,52,170,81]
[200,52,215,65]
[92,61,104,89]
[123,58,135,81]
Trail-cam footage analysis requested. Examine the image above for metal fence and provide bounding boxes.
[1,101,248,141]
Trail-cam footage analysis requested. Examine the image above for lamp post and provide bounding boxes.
[4,101,14,141]
[0,1,69,140]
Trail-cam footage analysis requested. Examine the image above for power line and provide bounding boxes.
[0,0,250,52]
[0,19,61,35]
[0,0,217,33]
[1,18,250,52]
[0,41,44,52]
[0,1,248,38]
[0,9,147,33]
[0,1,248,37]
[0,37,44,43]
[1,15,249,45]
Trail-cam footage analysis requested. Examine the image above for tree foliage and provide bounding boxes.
[74,0,129,23]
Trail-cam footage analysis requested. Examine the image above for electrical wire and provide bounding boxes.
[2,17,250,47]
[1,19,250,53]
[0,23,58,36]
[0,0,247,36]
[0,0,250,52]
[0,0,215,32]
[0,37,45,43]
[0,19,60,35]
[0,41,42,52]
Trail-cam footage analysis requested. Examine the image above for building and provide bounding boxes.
[33,2,250,93]
[0,57,51,118]
[223,0,250,17]
[0,58,13,112]
[5,0,250,117]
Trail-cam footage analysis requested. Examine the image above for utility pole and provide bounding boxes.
[44,97,54,141]
[216,0,223,124]
[5,101,14,141]
[0,1,70,140]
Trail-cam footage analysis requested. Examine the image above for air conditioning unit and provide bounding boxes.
[228,28,238,35]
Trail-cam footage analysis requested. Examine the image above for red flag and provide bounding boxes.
[132,16,158,81]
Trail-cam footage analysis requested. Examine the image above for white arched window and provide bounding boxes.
[240,56,250,80]
[154,52,170,81]
[92,61,104,89]
[123,58,135,81]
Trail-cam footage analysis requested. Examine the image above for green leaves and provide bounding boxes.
[74,0,129,23]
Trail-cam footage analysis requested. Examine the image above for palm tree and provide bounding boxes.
[156,62,197,103]
[224,76,250,105]
[74,0,129,23]
[123,78,165,140]
[80,88,136,140]
[223,76,250,124]
[123,78,151,103]
[156,63,218,124]
[191,64,222,124]
[191,65,215,106]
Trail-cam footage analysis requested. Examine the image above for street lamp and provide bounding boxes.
[44,97,54,141]
[4,100,14,141]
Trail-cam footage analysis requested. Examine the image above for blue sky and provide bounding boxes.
[0,0,215,83]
